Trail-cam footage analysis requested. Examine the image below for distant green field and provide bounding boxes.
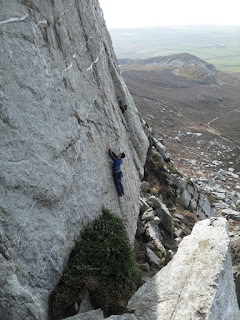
[110,26,240,73]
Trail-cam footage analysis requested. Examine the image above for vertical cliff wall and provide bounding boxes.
[0,1,149,319]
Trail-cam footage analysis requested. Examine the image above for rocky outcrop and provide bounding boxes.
[0,1,148,319]
[128,218,240,320]
[144,135,216,221]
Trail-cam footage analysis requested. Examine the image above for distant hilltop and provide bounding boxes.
[119,53,216,84]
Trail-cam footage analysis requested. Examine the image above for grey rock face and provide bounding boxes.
[0,1,148,319]
[128,218,240,320]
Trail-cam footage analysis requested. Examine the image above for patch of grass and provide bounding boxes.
[149,184,160,195]
[174,204,199,230]
[49,209,140,319]
[165,162,183,177]
[206,195,217,204]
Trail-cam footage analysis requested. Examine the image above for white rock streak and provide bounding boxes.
[62,62,73,75]
[0,14,28,26]
[16,200,37,246]
[37,20,48,26]
[57,0,76,22]
[87,47,104,71]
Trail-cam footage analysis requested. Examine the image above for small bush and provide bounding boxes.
[149,184,160,195]
[49,209,140,319]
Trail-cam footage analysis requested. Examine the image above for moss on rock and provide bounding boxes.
[49,208,140,319]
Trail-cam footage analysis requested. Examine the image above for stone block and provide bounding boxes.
[128,218,240,320]
[65,309,104,320]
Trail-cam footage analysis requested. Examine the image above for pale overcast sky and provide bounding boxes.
[98,0,240,28]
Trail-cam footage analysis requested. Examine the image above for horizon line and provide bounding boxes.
[108,24,240,30]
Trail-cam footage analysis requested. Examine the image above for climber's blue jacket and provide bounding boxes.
[108,149,123,173]
[113,158,122,173]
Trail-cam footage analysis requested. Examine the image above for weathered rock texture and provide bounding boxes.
[65,309,104,320]
[0,1,148,319]
[128,218,240,320]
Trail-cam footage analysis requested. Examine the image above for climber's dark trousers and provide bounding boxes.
[113,173,124,196]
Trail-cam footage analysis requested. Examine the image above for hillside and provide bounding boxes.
[119,53,216,84]
[120,54,240,172]
[110,26,240,73]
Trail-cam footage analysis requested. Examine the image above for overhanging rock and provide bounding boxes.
[128,217,240,320]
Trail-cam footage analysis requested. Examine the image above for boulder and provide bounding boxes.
[78,290,94,314]
[147,196,161,209]
[179,189,192,208]
[201,198,212,217]
[140,181,150,193]
[230,172,239,179]
[65,309,104,320]
[212,202,230,212]
[222,209,240,221]
[152,216,161,225]
[194,206,208,220]
[128,218,240,320]
[186,184,195,196]
[198,193,205,207]
[141,209,155,222]
[189,198,197,211]
[105,314,138,320]
[212,192,226,201]
[145,221,163,242]
[151,138,170,161]
[146,247,162,267]
[155,202,173,236]
[139,262,150,272]
[140,197,151,214]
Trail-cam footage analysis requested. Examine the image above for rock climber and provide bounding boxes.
[118,98,127,113]
[108,146,125,197]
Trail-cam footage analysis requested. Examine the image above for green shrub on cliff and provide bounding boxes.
[49,208,140,319]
